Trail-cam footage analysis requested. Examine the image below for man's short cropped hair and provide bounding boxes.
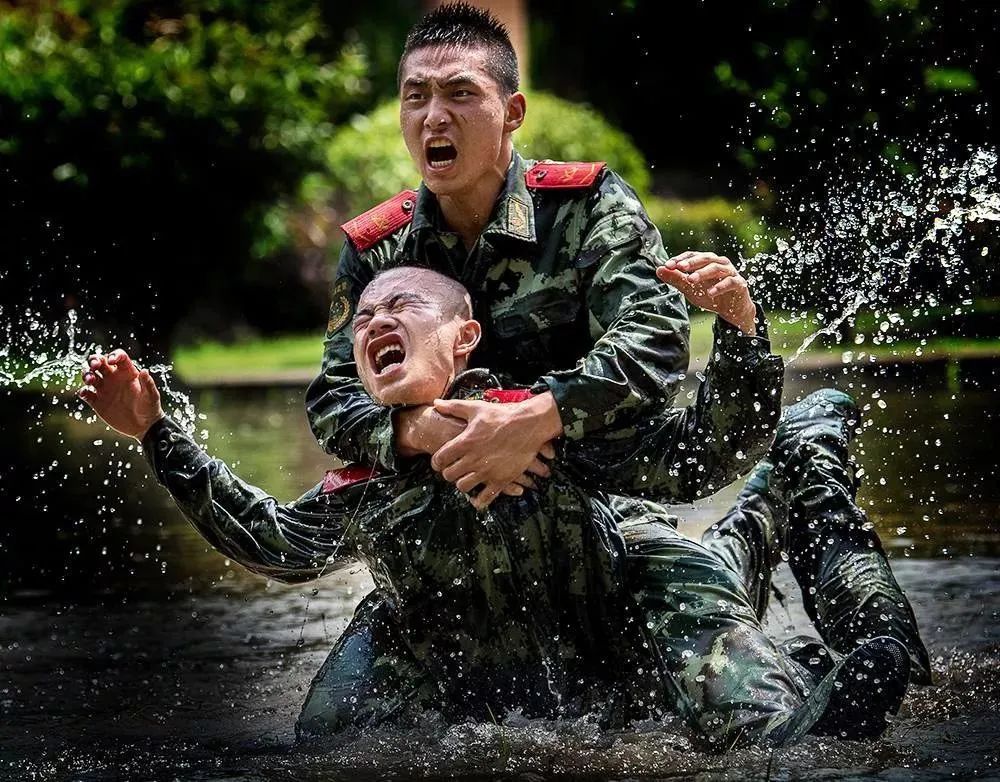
[399,1,520,96]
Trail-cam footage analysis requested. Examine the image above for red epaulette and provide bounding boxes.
[483,388,534,404]
[340,190,419,252]
[321,464,380,494]
[525,161,606,190]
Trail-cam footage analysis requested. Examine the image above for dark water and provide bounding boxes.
[1,372,998,781]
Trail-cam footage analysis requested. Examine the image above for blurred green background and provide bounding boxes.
[1,0,997,374]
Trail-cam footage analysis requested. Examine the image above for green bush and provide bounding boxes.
[645,196,774,260]
[316,92,767,260]
[320,91,651,217]
[0,1,373,342]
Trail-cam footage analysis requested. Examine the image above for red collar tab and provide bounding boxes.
[322,465,380,494]
[525,162,606,190]
[340,190,419,252]
[483,388,534,404]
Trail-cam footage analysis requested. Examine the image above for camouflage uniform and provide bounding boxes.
[143,305,803,742]
[299,153,924,748]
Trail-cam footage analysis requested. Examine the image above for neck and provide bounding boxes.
[437,143,513,252]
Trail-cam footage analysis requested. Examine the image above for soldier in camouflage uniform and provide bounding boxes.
[81,262,922,748]
[299,2,926,748]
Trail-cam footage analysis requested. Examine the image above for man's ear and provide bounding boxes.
[454,319,482,358]
[504,92,526,134]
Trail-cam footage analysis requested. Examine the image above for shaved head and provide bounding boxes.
[367,266,472,320]
[352,265,481,405]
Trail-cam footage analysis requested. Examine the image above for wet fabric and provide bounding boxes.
[142,318,787,741]
[305,151,693,469]
[702,389,932,684]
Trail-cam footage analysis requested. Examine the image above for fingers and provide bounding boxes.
[501,484,525,498]
[470,483,503,512]
[707,274,748,298]
[440,455,477,483]
[432,398,477,420]
[455,472,482,493]
[139,369,161,402]
[512,473,537,490]
[107,349,140,378]
[77,388,97,405]
[525,457,551,479]
[539,442,556,461]
[656,266,691,288]
[664,250,699,268]
[687,261,735,286]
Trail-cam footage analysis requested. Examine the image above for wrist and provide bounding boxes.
[137,411,166,442]
[526,391,564,441]
[393,405,429,457]
[726,298,758,335]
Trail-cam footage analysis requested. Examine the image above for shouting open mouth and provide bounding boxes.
[368,334,407,377]
[426,137,458,171]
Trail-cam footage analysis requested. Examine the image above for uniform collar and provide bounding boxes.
[407,151,537,250]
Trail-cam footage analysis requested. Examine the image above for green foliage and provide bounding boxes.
[923,66,978,93]
[0,2,369,169]
[645,196,774,260]
[0,1,375,341]
[319,91,652,219]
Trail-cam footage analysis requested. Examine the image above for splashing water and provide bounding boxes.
[0,307,202,437]
[743,145,1000,363]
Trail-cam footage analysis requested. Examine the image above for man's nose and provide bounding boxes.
[424,95,450,130]
[367,312,397,338]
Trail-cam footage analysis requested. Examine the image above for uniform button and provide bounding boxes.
[157,439,169,452]
[402,199,414,213]
[535,170,547,181]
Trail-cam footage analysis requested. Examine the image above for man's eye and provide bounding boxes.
[405,92,424,101]
[353,318,369,331]
[453,89,472,98]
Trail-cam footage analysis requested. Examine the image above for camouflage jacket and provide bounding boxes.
[306,152,692,471]
[142,317,782,717]
[144,374,636,718]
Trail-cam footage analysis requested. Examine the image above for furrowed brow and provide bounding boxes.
[440,74,478,88]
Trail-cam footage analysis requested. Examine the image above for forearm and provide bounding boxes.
[538,219,691,442]
[142,417,355,582]
[563,309,783,501]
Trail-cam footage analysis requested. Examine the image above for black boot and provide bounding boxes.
[749,389,932,684]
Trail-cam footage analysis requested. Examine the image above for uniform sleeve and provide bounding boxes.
[562,307,784,502]
[535,173,691,441]
[304,242,400,470]
[141,416,358,583]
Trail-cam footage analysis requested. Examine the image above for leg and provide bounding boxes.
[728,389,931,683]
[620,503,810,749]
[295,590,440,739]
[623,495,912,747]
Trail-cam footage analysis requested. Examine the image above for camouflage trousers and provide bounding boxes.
[297,390,930,747]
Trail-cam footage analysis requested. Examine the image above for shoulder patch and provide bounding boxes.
[325,277,353,337]
[322,464,380,495]
[341,189,419,252]
[525,161,607,190]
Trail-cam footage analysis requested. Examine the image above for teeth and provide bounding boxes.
[375,345,397,361]
[427,139,452,148]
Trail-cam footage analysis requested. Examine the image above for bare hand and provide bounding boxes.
[657,251,757,334]
[78,350,164,440]
[430,393,563,511]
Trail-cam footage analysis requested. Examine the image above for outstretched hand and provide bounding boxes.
[78,350,164,440]
[657,251,757,334]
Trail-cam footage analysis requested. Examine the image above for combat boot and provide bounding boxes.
[773,635,911,744]
[765,388,932,684]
